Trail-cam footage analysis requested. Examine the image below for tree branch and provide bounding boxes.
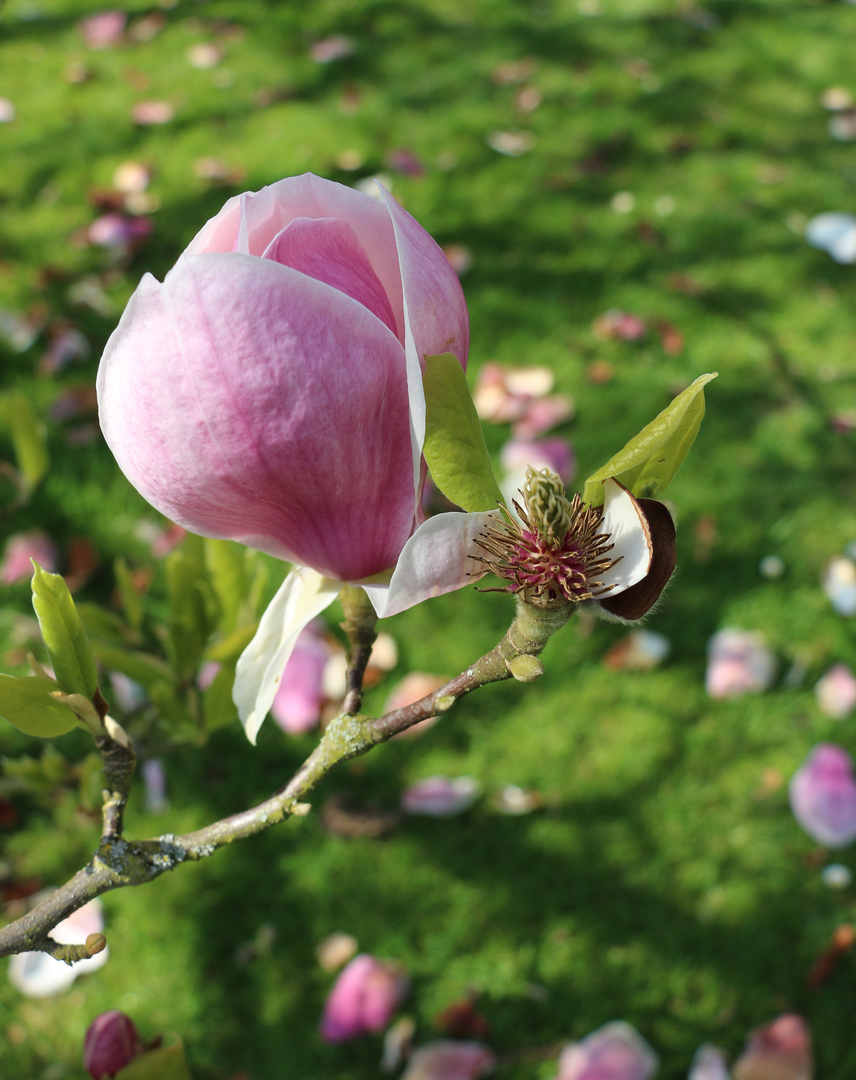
[0,597,571,961]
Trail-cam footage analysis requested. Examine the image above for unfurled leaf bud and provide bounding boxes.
[84,1011,146,1079]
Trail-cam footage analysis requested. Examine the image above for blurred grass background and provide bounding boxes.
[2,0,856,1076]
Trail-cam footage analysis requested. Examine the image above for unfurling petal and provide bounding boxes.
[364,510,499,619]
[234,567,340,744]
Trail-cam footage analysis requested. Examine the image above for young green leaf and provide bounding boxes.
[31,562,98,698]
[115,1041,193,1080]
[0,391,49,492]
[0,674,80,737]
[423,353,503,513]
[582,373,718,507]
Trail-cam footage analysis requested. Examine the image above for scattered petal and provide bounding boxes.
[142,758,169,814]
[815,663,856,719]
[320,954,409,1042]
[443,243,474,276]
[555,1020,658,1080]
[87,213,152,251]
[822,86,854,111]
[759,555,785,579]
[807,923,855,987]
[385,672,446,737]
[402,1041,496,1080]
[829,111,856,141]
[493,784,542,815]
[321,793,401,838]
[805,213,856,264]
[40,324,90,374]
[271,623,331,734]
[823,555,856,615]
[603,629,670,671]
[732,1014,812,1080]
[113,161,151,195]
[501,436,576,485]
[790,744,856,848]
[512,395,574,439]
[310,35,355,63]
[386,149,425,177]
[486,130,535,156]
[131,100,174,125]
[593,309,647,341]
[317,932,359,972]
[689,1045,731,1080]
[705,629,776,699]
[186,42,224,69]
[821,863,852,889]
[1,531,58,584]
[78,11,126,49]
[0,98,15,123]
[402,776,482,816]
[381,1016,417,1073]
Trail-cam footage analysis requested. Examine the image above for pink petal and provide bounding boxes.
[732,1014,812,1080]
[689,1045,731,1080]
[271,623,330,734]
[98,253,415,582]
[320,954,409,1042]
[184,174,407,344]
[1,531,58,584]
[789,744,856,848]
[402,1041,497,1080]
[401,775,482,816]
[262,217,397,335]
[376,183,470,370]
[705,629,776,699]
[555,1021,658,1080]
[501,436,576,484]
[365,510,498,619]
[84,1011,147,1080]
[512,395,575,439]
[233,567,340,743]
[815,663,856,719]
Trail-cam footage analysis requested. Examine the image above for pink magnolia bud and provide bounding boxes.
[83,1011,146,1079]
[97,173,469,585]
[789,744,856,848]
[320,953,409,1042]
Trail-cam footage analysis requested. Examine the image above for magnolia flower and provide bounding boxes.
[319,953,409,1042]
[476,467,676,621]
[789,744,856,848]
[98,173,489,742]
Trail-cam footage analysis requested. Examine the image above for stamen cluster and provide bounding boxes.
[475,468,621,609]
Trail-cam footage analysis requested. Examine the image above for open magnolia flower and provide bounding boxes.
[475,467,676,621]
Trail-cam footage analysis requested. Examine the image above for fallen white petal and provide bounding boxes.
[233,566,340,744]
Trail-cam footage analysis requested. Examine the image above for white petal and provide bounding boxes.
[233,566,340,744]
[806,212,856,263]
[363,511,498,619]
[597,479,652,594]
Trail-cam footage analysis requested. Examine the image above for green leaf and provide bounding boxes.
[0,674,80,737]
[423,353,503,512]
[30,562,97,698]
[114,557,144,631]
[204,623,258,665]
[115,1041,193,1080]
[204,538,262,634]
[0,391,49,492]
[202,664,237,732]
[582,373,718,507]
[165,550,212,683]
[90,643,172,689]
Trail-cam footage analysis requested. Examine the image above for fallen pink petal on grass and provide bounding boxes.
[402,776,482,816]
[790,744,856,848]
[705,629,775,699]
[1,532,58,584]
[320,954,408,1042]
[401,1040,496,1080]
[732,1014,812,1080]
[554,1021,658,1080]
[815,663,856,719]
